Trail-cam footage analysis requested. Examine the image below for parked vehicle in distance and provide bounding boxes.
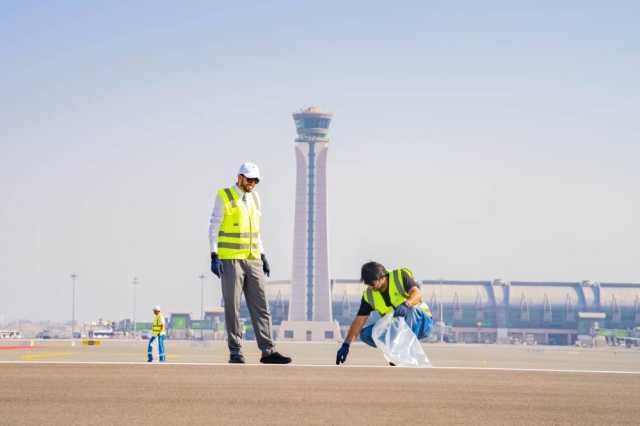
[0,330,22,339]
[36,330,52,339]
[88,329,114,339]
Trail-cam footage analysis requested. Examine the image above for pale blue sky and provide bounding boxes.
[1,1,639,322]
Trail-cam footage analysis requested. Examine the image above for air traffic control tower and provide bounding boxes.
[278,107,341,341]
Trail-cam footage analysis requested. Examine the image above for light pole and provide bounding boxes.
[132,277,139,337]
[70,274,77,339]
[440,301,444,343]
[438,277,445,343]
[199,274,205,339]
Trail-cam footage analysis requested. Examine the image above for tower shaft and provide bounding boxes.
[290,107,333,322]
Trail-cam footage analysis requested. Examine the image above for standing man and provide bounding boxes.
[208,162,292,364]
[336,261,433,365]
[147,305,166,362]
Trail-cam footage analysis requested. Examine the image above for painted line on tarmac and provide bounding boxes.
[431,366,640,375]
[0,346,42,350]
[19,352,74,361]
[1,360,640,375]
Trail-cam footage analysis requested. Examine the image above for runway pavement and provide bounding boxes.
[2,339,640,370]
[1,341,640,425]
[2,363,640,425]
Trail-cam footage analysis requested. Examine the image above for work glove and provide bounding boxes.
[210,252,223,278]
[393,302,411,318]
[336,342,350,365]
[261,253,271,278]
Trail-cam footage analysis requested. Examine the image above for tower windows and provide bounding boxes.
[303,117,330,129]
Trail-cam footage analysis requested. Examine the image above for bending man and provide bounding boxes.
[336,261,433,365]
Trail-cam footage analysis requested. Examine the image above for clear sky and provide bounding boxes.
[1,1,638,322]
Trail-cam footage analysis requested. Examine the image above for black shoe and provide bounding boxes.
[388,362,396,366]
[260,351,292,364]
[229,353,246,364]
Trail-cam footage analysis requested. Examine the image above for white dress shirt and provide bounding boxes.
[208,184,264,254]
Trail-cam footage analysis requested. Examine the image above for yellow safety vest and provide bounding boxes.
[217,187,262,260]
[362,268,432,317]
[152,314,165,336]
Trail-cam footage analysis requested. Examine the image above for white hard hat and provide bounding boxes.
[238,162,261,180]
[153,305,161,311]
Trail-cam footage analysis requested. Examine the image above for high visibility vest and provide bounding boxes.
[362,268,432,317]
[217,187,262,260]
[152,314,165,336]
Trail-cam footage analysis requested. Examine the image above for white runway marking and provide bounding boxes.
[1,360,640,375]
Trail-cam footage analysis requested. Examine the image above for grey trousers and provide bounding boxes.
[220,259,274,356]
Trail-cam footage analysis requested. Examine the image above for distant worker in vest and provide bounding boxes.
[208,162,291,364]
[147,305,166,362]
[336,261,433,365]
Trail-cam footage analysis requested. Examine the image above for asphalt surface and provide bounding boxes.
[2,340,640,370]
[2,341,640,425]
[2,363,639,425]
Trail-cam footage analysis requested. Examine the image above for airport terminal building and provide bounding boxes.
[256,278,640,345]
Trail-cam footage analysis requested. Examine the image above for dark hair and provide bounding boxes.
[361,261,387,285]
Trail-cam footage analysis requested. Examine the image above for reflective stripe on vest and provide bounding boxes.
[224,188,238,208]
[366,288,376,311]
[218,242,259,250]
[392,269,408,298]
[218,231,260,238]
[217,187,262,260]
[362,268,432,317]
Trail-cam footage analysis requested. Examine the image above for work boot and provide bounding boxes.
[260,351,292,364]
[229,353,246,364]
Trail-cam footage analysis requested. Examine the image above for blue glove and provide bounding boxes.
[393,302,411,317]
[210,252,223,278]
[336,342,350,365]
[261,253,270,278]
